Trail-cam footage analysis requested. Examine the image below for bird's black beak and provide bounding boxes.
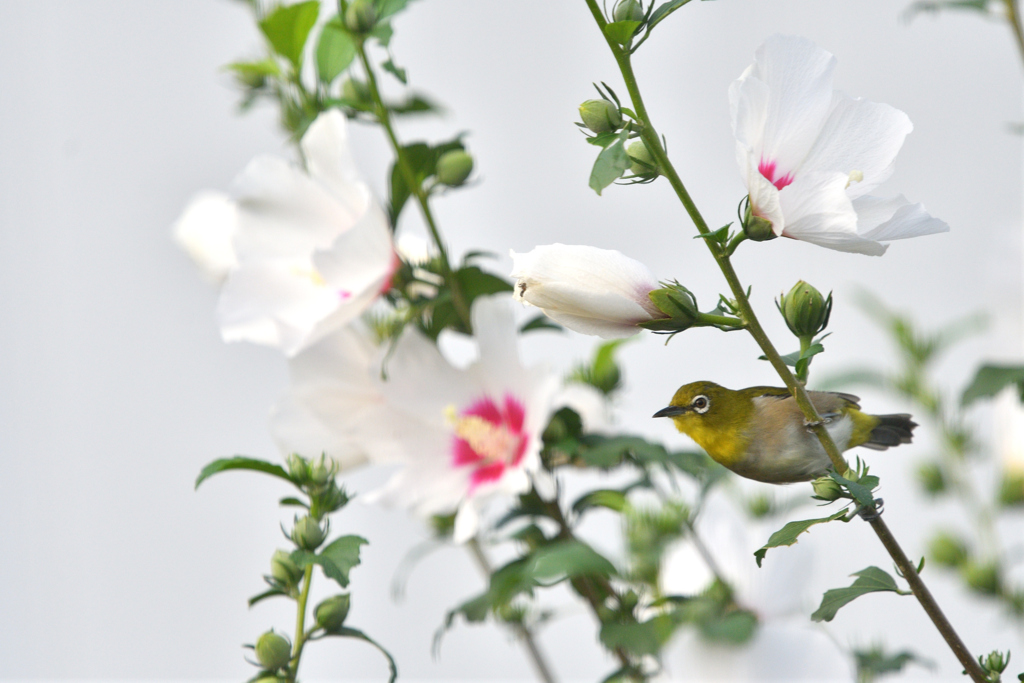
[653,405,687,418]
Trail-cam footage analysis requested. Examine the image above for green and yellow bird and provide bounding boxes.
[653,381,916,484]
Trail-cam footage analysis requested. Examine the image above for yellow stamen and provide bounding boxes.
[845,170,864,189]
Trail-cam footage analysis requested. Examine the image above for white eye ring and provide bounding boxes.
[691,395,710,414]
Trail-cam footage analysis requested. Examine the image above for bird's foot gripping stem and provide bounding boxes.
[803,415,833,432]
[857,498,884,522]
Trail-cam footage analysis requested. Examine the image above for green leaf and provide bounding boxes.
[602,20,642,45]
[375,0,416,21]
[382,58,407,84]
[579,435,666,468]
[572,489,629,516]
[753,510,848,567]
[698,609,758,644]
[389,94,440,115]
[258,0,320,69]
[648,0,694,29]
[585,131,622,148]
[248,587,288,607]
[528,540,617,582]
[829,470,876,509]
[368,21,394,47]
[292,535,368,588]
[906,0,990,18]
[854,645,932,680]
[326,626,398,683]
[600,616,676,657]
[589,129,630,195]
[316,18,356,84]
[225,58,282,80]
[455,265,513,300]
[194,456,293,490]
[666,450,727,486]
[811,566,903,622]
[279,496,309,509]
[961,364,1024,406]
[388,137,465,225]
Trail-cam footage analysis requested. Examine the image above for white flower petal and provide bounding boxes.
[300,109,364,208]
[799,92,912,198]
[510,244,661,338]
[778,170,858,241]
[855,194,950,242]
[172,191,239,283]
[733,35,836,179]
[453,500,481,543]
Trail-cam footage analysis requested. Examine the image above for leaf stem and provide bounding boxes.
[1004,0,1024,71]
[341,1,472,330]
[466,539,559,683]
[287,564,315,682]
[582,3,988,679]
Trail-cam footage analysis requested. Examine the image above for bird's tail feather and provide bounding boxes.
[861,414,917,451]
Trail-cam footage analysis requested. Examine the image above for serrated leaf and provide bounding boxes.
[589,129,630,195]
[325,626,397,683]
[316,18,356,83]
[603,19,642,45]
[195,456,293,490]
[811,566,903,622]
[292,535,368,588]
[754,510,848,567]
[258,0,320,69]
[961,364,1024,406]
[829,470,876,509]
[382,58,407,84]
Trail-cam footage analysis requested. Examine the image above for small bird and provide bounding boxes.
[653,381,916,484]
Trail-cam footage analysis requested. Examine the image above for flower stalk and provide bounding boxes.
[340,0,472,331]
[581,2,987,680]
[287,564,315,682]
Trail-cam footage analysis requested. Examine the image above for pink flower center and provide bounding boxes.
[449,394,528,489]
[758,158,794,191]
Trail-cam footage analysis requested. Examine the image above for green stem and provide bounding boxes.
[582,3,987,680]
[696,312,744,329]
[466,539,558,683]
[341,2,472,330]
[796,335,812,384]
[1004,0,1024,71]
[287,564,315,682]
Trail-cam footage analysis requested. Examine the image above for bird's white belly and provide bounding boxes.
[740,416,854,483]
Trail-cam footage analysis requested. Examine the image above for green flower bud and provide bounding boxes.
[344,0,377,34]
[643,282,698,333]
[286,453,309,482]
[436,150,474,187]
[291,515,326,551]
[613,0,645,22]
[961,560,1000,595]
[779,280,832,338]
[741,200,777,241]
[579,99,623,134]
[255,631,292,671]
[979,650,1010,675]
[998,469,1024,506]
[915,461,946,495]
[314,594,351,632]
[928,531,969,568]
[342,78,371,103]
[626,140,659,176]
[308,456,335,486]
[270,549,303,585]
[811,476,843,501]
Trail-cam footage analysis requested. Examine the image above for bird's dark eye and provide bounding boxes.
[691,395,710,413]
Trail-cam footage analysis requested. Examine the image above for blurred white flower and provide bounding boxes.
[731,34,948,255]
[173,109,397,356]
[269,323,384,472]
[172,191,239,283]
[510,243,662,338]
[363,294,559,543]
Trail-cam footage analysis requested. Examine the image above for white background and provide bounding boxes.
[0,0,1022,681]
